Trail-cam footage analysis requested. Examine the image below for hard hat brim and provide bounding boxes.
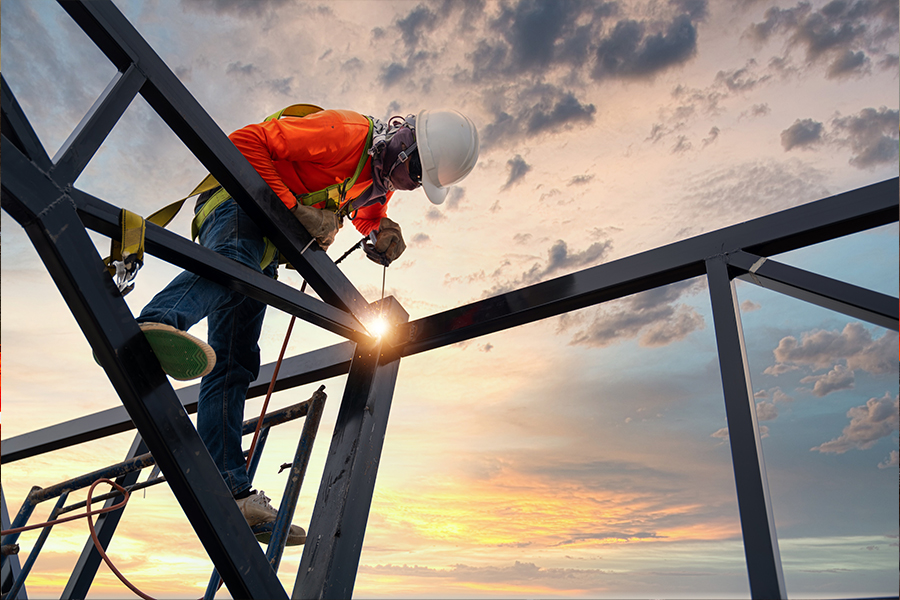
[421,175,448,205]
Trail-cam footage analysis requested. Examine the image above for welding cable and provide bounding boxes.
[0,480,130,536]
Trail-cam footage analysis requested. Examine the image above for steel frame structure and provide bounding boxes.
[1,1,897,598]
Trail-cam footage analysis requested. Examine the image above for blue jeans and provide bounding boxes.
[138,197,276,496]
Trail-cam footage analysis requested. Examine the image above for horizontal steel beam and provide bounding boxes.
[728,251,899,331]
[56,0,373,325]
[71,188,371,343]
[393,178,898,356]
[1,341,355,464]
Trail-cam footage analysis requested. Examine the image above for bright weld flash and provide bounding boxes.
[368,315,390,339]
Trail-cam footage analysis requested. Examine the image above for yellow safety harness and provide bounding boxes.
[105,103,374,294]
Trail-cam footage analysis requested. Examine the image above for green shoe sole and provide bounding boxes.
[92,323,216,381]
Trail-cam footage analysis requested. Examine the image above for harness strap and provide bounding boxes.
[104,209,146,296]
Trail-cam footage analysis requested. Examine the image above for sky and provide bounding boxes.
[1,0,898,598]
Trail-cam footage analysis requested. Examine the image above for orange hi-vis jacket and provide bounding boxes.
[229,109,392,237]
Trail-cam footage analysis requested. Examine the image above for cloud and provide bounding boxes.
[592,14,699,80]
[831,107,900,168]
[444,187,466,211]
[744,0,899,78]
[781,118,825,150]
[487,239,613,296]
[411,232,431,245]
[740,300,761,312]
[502,155,532,189]
[481,86,597,149]
[768,323,897,375]
[878,450,898,468]
[812,393,899,454]
[425,207,446,221]
[563,280,705,349]
[800,363,855,397]
[675,159,831,224]
[183,0,295,17]
[780,107,899,167]
[756,400,778,421]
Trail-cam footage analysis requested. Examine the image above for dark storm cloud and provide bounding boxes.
[831,106,900,168]
[781,107,898,167]
[502,155,532,189]
[592,14,699,79]
[745,0,898,78]
[482,86,597,149]
[384,0,705,150]
[182,0,296,17]
[826,49,870,77]
[781,118,824,150]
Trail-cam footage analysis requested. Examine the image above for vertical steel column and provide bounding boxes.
[706,255,786,599]
[61,434,148,600]
[266,386,328,572]
[293,299,408,599]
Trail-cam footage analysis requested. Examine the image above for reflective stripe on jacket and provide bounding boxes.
[229,109,391,236]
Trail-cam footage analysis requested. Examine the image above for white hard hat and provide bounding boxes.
[414,109,479,205]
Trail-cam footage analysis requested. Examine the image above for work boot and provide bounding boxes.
[92,322,216,381]
[235,490,307,546]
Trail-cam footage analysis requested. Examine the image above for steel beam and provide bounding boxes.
[294,298,408,599]
[1,489,27,599]
[69,187,370,342]
[1,73,52,171]
[1,341,355,463]
[706,255,786,600]
[394,178,898,356]
[2,138,286,598]
[56,0,373,324]
[61,435,148,600]
[50,65,146,184]
[727,250,899,331]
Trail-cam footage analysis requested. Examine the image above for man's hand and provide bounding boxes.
[290,204,341,250]
[364,217,406,266]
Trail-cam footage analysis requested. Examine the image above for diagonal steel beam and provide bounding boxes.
[727,250,898,331]
[2,136,287,599]
[50,64,146,184]
[56,0,373,324]
[706,255,786,599]
[393,178,898,356]
[1,73,52,171]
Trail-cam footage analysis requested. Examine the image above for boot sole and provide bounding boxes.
[92,323,216,381]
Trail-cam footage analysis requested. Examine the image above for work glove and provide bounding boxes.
[363,217,406,266]
[290,203,341,250]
